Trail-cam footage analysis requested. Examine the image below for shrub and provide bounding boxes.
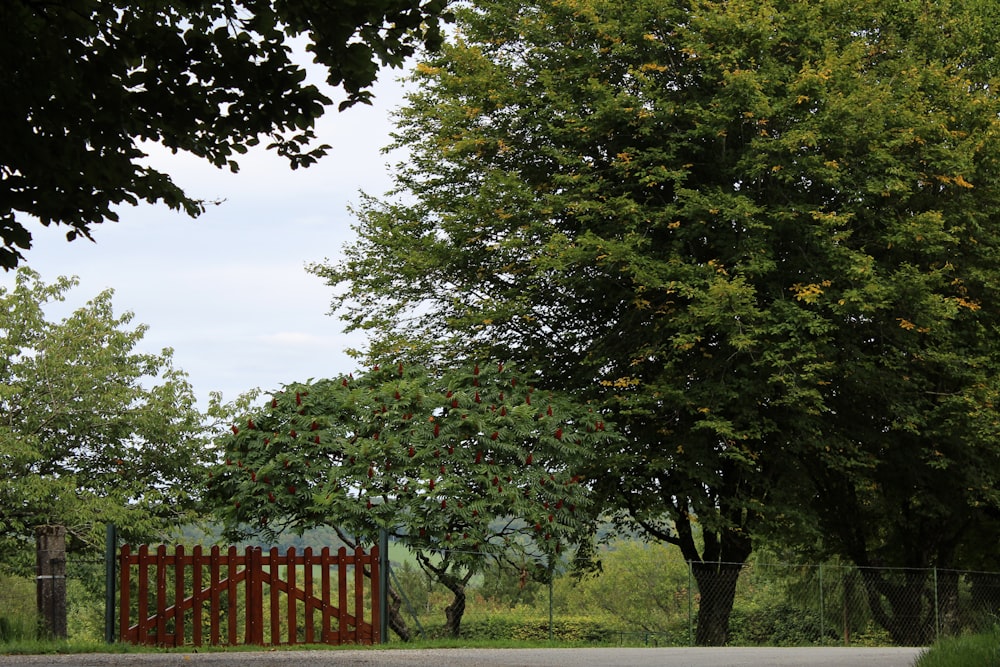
[728,600,827,646]
[443,612,623,644]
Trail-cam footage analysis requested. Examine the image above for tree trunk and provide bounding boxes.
[859,568,934,646]
[415,552,471,638]
[665,493,754,647]
[691,561,743,646]
[937,569,960,639]
[443,583,467,638]
[387,585,411,641]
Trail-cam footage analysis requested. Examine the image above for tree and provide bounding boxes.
[0,268,207,554]
[0,0,452,270]
[206,360,614,637]
[313,0,1000,645]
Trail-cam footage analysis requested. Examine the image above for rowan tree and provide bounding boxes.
[0,0,451,269]
[0,269,206,558]
[313,0,1000,645]
[206,360,614,637]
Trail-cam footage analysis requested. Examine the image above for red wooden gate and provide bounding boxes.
[119,544,380,647]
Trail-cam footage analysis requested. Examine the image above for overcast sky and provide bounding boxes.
[1,67,412,408]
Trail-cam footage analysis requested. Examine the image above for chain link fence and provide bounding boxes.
[703,562,1000,647]
[385,554,1000,647]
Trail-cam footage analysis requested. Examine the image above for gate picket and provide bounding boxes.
[137,545,149,644]
[192,545,203,646]
[174,545,185,646]
[119,543,380,647]
[338,546,349,644]
[286,547,297,644]
[303,547,315,644]
[321,547,333,643]
[209,546,221,645]
[269,547,281,644]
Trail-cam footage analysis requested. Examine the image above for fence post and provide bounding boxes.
[548,555,554,642]
[35,525,67,639]
[104,524,118,643]
[378,529,388,643]
[687,561,694,646]
[933,566,940,642]
[818,563,824,644]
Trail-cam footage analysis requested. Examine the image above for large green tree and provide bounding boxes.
[314,0,1000,645]
[0,0,451,269]
[206,360,614,637]
[0,269,207,556]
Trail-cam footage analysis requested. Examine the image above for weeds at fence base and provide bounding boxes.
[0,639,131,656]
[913,627,1000,667]
[0,616,37,644]
[0,574,38,645]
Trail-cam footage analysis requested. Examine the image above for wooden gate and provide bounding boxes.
[119,544,380,646]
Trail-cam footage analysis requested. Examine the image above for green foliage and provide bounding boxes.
[0,268,207,552]
[728,600,825,647]
[0,0,452,269]
[66,578,103,644]
[454,613,621,644]
[392,559,435,616]
[208,361,613,561]
[474,556,548,609]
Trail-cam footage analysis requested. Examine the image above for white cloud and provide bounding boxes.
[256,331,339,346]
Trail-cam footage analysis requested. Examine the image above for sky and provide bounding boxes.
[1,66,412,408]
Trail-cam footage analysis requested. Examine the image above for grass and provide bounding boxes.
[0,639,133,656]
[18,630,1000,658]
[1,637,588,656]
[913,628,1000,667]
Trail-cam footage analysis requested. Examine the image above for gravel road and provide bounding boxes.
[0,647,925,667]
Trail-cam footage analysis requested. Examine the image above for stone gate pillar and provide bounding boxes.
[36,525,67,639]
